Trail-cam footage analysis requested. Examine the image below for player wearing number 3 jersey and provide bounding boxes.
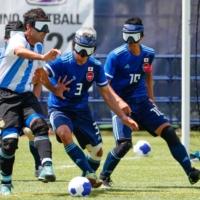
[100,16,200,188]
[44,27,139,188]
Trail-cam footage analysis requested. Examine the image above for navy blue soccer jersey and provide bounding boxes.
[104,44,154,101]
[45,52,108,110]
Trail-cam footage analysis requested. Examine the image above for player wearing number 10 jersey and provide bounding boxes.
[100,16,200,188]
[43,27,139,188]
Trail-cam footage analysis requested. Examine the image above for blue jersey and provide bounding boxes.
[104,44,154,102]
[45,52,108,110]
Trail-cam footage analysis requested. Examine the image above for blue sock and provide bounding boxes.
[169,143,191,175]
[87,155,101,172]
[101,150,121,177]
[65,142,94,173]
[29,141,41,170]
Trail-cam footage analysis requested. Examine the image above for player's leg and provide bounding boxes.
[0,128,18,195]
[139,99,200,185]
[0,89,22,195]
[72,111,103,188]
[85,143,103,172]
[22,127,42,177]
[100,113,132,188]
[159,125,200,184]
[24,93,55,183]
[49,110,101,188]
[72,114,103,173]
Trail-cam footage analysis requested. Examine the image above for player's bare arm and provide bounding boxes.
[145,72,157,107]
[14,46,61,62]
[99,85,139,131]
[108,80,132,115]
[33,83,42,99]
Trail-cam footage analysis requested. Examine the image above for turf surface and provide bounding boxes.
[3,131,200,200]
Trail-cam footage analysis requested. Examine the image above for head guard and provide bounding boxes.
[122,24,144,44]
[74,34,97,57]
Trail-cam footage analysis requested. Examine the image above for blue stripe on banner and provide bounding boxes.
[1,127,19,138]
[0,150,14,159]
[64,143,76,153]
[110,150,120,160]
[34,136,49,142]
[25,114,44,128]
[0,57,25,87]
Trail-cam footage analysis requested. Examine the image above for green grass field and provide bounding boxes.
[2,131,200,200]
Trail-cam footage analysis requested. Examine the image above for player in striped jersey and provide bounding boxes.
[43,27,138,188]
[100,16,200,188]
[0,20,43,179]
[0,8,68,195]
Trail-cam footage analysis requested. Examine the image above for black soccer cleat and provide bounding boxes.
[188,167,200,184]
[99,174,113,188]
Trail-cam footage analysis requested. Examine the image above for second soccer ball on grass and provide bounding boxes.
[133,140,151,157]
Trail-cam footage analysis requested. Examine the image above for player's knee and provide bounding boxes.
[31,118,49,137]
[96,147,103,157]
[1,138,18,156]
[160,126,180,146]
[113,139,132,158]
[86,143,103,160]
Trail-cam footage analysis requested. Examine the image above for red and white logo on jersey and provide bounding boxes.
[143,63,150,72]
[144,58,149,62]
[88,67,93,71]
[86,72,94,82]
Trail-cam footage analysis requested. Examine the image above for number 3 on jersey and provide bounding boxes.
[75,83,83,95]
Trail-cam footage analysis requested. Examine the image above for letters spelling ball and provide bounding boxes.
[133,140,151,157]
[68,176,92,197]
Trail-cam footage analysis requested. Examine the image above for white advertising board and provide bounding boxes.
[0,0,94,53]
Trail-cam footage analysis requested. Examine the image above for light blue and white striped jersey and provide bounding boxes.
[0,32,44,93]
[0,47,4,56]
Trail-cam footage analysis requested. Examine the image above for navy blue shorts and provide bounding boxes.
[49,106,102,149]
[112,96,169,141]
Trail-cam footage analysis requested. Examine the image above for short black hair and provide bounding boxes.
[124,17,143,25]
[5,20,24,38]
[23,8,48,27]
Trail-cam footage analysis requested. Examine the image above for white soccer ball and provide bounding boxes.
[133,140,151,157]
[68,176,92,197]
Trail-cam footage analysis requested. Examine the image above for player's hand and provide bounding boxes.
[54,75,73,99]
[149,98,158,108]
[32,71,45,84]
[118,99,132,116]
[121,116,139,131]
[42,49,62,62]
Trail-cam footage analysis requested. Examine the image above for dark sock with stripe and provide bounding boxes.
[0,150,15,184]
[29,141,41,170]
[101,150,121,177]
[65,142,94,173]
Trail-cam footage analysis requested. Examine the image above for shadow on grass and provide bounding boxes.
[13,179,69,183]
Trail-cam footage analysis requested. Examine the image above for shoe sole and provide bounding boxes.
[38,174,56,183]
[87,178,102,188]
[100,184,112,189]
